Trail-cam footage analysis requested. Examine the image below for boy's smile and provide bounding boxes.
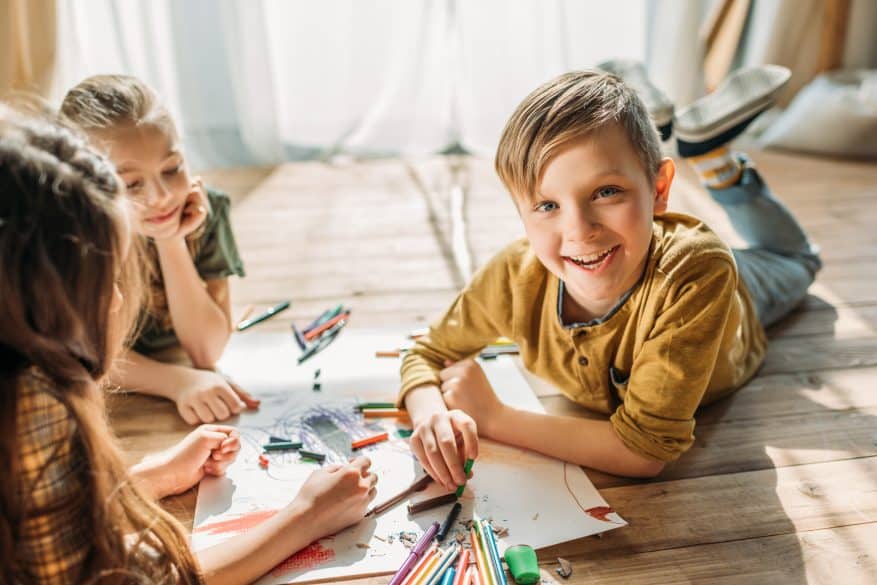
[517,123,674,322]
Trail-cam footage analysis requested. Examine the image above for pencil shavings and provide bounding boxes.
[492,525,509,538]
[355,543,370,549]
[556,557,572,578]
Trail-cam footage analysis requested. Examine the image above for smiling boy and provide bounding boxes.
[398,68,820,488]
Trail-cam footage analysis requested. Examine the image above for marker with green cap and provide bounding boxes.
[455,459,474,497]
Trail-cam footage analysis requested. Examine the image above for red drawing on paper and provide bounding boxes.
[585,506,621,523]
[193,509,278,536]
[271,542,337,574]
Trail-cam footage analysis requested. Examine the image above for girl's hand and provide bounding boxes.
[409,407,478,492]
[174,178,209,238]
[293,457,378,538]
[176,368,261,424]
[131,425,240,499]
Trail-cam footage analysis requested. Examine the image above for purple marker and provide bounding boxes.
[388,521,439,585]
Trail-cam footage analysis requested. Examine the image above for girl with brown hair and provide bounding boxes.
[0,108,377,584]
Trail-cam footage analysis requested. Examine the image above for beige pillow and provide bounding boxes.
[758,69,877,159]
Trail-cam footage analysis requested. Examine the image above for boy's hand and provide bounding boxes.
[174,178,210,238]
[409,406,478,492]
[175,368,261,424]
[293,457,378,538]
[439,358,505,435]
[131,425,240,499]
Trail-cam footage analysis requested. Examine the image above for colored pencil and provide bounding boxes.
[400,545,438,585]
[236,301,290,331]
[422,545,460,585]
[480,520,507,585]
[389,521,439,585]
[451,549,470,585]
[455,459,474,497]
[469,526,494,585]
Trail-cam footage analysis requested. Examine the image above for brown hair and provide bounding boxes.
[495,70,662,201]
[61,75,205,331]
[0,106,201,583]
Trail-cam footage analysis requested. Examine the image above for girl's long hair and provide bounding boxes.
[0,106,202,584]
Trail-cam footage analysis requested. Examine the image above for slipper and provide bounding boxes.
[675,64,791,157]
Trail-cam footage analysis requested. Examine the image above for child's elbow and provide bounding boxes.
[184,338,227,369]
[631,459,665,478]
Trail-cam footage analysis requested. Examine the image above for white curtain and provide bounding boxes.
[52,0,647,169]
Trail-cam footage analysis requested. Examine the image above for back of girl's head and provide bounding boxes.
[0,107,201,584]
[0,104,137,380]
[60,74,177,138]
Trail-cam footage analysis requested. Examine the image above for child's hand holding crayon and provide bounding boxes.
[130,424,241,499]
[291,456,378,538]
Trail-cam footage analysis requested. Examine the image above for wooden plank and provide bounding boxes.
[763,335,877,375]
[539,456,877,558]
[768,303,877,339]
[531,523,877,585]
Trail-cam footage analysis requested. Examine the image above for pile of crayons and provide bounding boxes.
[291,304,351,364]
[389,516,507,585]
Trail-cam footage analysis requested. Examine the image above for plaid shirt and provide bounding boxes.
[14,367,93,584]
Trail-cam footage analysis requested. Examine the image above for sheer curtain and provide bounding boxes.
[52,0,646,169]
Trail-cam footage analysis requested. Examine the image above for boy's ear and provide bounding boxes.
[653,158,675,215]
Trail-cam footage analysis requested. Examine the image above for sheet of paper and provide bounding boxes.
[192,330,625,583]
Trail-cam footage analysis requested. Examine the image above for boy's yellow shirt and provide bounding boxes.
[399,212,767,462]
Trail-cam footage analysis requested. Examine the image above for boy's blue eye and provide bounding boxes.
[535,201,558,212]
[595,186,620,199]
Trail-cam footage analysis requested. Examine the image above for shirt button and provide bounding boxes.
[578,356,589,366]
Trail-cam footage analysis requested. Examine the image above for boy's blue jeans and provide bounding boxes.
[708,157,822,328]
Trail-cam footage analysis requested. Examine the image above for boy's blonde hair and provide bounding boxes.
[495,70,662,201]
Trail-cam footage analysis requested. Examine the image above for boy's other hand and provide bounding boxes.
[131,424,240,499]
[410,408,478,492]
[176,368,261,424]
[439,358,505,435]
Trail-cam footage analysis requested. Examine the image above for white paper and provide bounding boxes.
[192,330,625,583]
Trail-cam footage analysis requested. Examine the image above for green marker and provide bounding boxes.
[262,441,302,451]
[455,458,474,497]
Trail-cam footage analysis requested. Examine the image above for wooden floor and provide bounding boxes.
[109,150,877,584]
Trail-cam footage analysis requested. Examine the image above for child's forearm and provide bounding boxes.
[403,383,448,423]
[197,501,319,585]
[486,406,665,478]
[109,350,191,401]
[155,237,231,366]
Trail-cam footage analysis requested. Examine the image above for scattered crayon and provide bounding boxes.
[352,432,389,450]
[262,441,302,451]
[299,450,326,463]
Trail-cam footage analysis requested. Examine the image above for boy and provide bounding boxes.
[399,66,821,488]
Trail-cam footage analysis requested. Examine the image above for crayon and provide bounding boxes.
[299,450,326,463]
[436,502,462,541]
[455,459,474,497]
[236,301,291,331]
[356,402,397,411]
[352,432,389,450]
[262,441,302,451]
[408,493,458,515]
